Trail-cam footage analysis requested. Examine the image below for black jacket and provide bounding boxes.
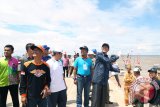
[19,61,51,98]
[149,78,160,105]
[92,52,114,85]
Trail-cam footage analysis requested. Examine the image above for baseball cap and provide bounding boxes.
[102,43,109,49]
[31,45,45,53]
[42,45,50,50]
[53,49,63,53]
[79,46,88,52]
[148,67,157,73]
[133,67,141,72]
[92,49,97,54]
[88,50,94,55]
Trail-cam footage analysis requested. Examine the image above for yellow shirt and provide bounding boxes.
[124,71,135,87]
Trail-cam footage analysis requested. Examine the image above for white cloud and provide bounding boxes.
[0,0,159,56]
[137,43,151,51]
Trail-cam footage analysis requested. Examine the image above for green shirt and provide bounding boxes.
[0,57,19,87]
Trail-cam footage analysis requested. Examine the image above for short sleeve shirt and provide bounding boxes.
[74,57,93,76]
[47,58,66,92]
[62,58,69,67]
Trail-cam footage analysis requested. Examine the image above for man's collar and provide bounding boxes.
[5,56,12,60]
[81,55,87,59]
[52,57,60,62]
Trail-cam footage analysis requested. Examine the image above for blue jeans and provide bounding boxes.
[76,75,91,107]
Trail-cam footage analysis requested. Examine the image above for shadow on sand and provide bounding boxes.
[105,102,119,107]
[7,102,13,107]
[67,100,76,105]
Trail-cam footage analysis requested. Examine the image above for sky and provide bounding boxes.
[0,0,160,56]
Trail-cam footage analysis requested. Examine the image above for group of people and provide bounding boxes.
[0,44,68,107]
[0,43,160,107]
[123,64,160,107]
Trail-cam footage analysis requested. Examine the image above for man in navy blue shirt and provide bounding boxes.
[91,43,114,107]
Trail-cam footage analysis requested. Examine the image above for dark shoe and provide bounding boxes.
[106,101,113,104]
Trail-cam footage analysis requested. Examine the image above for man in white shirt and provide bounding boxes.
[132,67,144,107]
[47,49,67,107]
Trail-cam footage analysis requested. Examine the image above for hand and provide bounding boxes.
[118,83,121,88]
[47,89,51,96]
[21,96,27,106]
[74,80,77,85]
[41,89,48,99]
[73,77,77,85]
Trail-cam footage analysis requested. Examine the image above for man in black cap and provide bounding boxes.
[73,45,93,107]
[91,43,116,107]
[148,67,158,80]
[148,67,160,106]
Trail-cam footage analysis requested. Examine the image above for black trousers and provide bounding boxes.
[23,97,47,107]
[63,67,68,77]
[106,81,109,103]
[0,84,19,107]
[91,84,107,107]
[48,89,67,107]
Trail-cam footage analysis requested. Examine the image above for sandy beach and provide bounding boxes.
[7,77,127,107]
[7,76,153,107]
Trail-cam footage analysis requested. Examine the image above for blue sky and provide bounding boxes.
[0,0,160,56]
